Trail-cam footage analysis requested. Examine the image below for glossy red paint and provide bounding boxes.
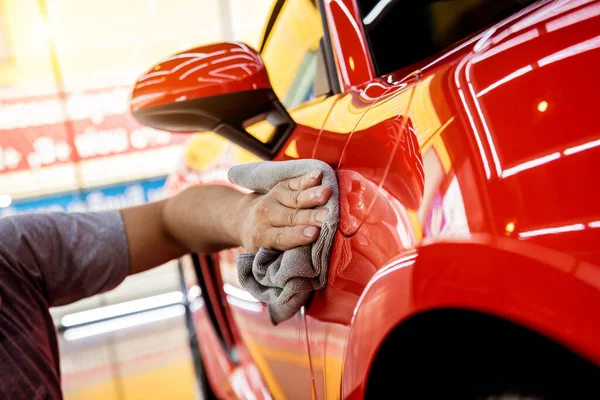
[307,2,600,398]
[192,302,235,399]
[323,0,375,90]
[130,42,271,112]
[183,253,276,400]
[142,0,600,399]
[342,237,600,398]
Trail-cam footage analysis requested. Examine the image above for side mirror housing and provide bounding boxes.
[130,42,294,159]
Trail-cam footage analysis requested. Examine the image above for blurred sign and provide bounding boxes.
[0,86,187,199]
[0,86,186,173]
[0,176,166,217]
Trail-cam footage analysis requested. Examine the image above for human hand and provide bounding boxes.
[238,169,332,252]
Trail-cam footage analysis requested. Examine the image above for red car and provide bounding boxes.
[131,0,600,398]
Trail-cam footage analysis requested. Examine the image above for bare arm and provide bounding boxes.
[120,170,331,275]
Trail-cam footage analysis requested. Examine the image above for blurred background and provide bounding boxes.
[0,0,274,398]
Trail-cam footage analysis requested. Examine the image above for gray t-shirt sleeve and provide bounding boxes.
[0,211,130,307]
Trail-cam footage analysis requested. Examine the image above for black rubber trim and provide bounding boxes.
[133,89,276,131]
[132,89,295,160]
[190,253,226,350]
[259,0,287,53]
[318,0,341,94]
[202,254,237,360]
[177,260,218,399]
[315,38,334,98]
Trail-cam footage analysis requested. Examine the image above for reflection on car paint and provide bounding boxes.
[167,1,600,399]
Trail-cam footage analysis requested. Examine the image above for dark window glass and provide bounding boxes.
[357,0,537,76]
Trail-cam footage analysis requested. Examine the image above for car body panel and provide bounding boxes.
[216,98,338,400]
[323,0,375,90]
[163,0,600,399]
[342,237,600,399]
[316,1,600,398]
[131,42,271,113]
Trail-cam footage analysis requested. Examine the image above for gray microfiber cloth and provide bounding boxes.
[228,159,339,325]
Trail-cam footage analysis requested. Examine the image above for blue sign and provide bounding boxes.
[1,177,167,217]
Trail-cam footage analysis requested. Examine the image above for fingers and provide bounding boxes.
[272,169,332,209]
[274,182,332,209]
[263,225,321,251]
[244,169,333,251]
[285,169,322,191]
[269,203,329,227]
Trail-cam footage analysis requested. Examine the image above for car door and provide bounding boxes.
[302,0,543,398]
[288,1,420,396]
[207,1,340,399]
[306,73,421,400]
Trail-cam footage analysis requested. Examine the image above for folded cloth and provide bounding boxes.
[228,159,339,324]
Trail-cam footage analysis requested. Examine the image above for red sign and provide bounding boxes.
[0,86,187,174]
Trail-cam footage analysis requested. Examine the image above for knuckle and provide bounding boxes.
[256,203,270,217]
[269,188,281,202]
[252,228,264,244]
[296,176,307,190]
[272,188,288,206]
[274,229,286,247]
[289,176,302,190]
[301,210,313,225]
[309,210,318,224]
[275,181,286,192]
[287,209,300,226]
[280,179,293,191]
[301,188,315,204]
[290,190,301,207]
[302,174,312,188]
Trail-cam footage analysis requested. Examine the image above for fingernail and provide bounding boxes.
[304,226,318,237]
[309,169,321,179]
[316,209,328,223]
[312,186,326,199]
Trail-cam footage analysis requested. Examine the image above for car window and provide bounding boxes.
[357,0,537,76]
[260,0,326,108]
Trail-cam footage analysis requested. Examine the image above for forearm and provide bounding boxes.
[120,185,247,275]
[120,170,330,276]
[162,185,248,255]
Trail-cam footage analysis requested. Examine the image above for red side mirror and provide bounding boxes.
[130,41,294,159]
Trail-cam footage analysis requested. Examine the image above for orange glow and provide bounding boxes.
[538,101,549,112]
[349,56,355,71]
[284,139,300,159]
[505,221,516,234]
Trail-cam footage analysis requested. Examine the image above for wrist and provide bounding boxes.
[231,192,254,249]
[160,195,185,250]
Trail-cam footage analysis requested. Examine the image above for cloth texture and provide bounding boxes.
[229,159,339,324]
[0,211,129,400]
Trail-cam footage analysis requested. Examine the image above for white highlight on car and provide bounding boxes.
[223,283,260,303]
[501,152,561,179]
[226,296,263,313]
[63,305,186,341]
[363,0,393,25]
[519,223,586,238]
[61,290,184,328]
